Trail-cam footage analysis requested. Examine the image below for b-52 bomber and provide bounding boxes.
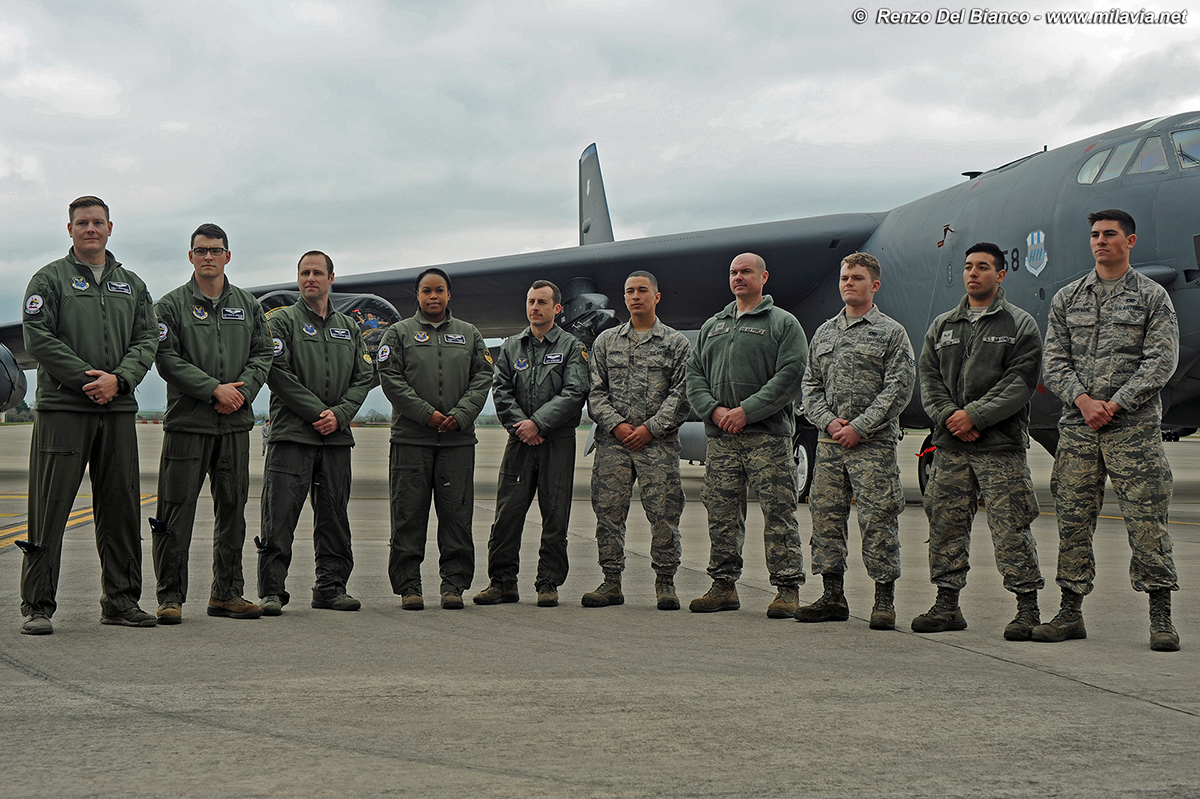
[3,111,1199,496]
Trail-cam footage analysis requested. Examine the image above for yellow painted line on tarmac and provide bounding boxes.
[0,495,156,550]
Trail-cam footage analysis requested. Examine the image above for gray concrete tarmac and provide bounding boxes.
[1,424,1197,798]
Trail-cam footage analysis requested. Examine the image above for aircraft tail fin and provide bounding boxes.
[578,143,615,245]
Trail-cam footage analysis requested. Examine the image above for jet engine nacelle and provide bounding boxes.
[258,291,402,358]
[557,277,618,347]
[0,343,28,412]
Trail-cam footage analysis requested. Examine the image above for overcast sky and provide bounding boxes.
[2,0,1197,411]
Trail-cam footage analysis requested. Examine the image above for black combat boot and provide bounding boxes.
[794,573,849,623]
[1003,591,1040,641]
[869,581,896,630]
[1149,589,1180,652]
[911,586,966,633]
[1031,588,1085,642]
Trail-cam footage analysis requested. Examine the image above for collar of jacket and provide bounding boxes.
[414,308,454,329]
[188,274,231,305]
[837,303,883,329]
[66,248,118,276]
[517,323,563,344]
[716,294,777,320]
[946,286,1010,322]
[614,318,666,339]
[1079,266,1138,293]
[295,297,332,323]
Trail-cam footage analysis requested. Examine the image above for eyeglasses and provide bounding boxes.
[192,247,227,256]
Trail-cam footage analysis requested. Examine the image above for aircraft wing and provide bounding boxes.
[254,212,885,337]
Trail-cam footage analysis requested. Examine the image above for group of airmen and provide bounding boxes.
[16,197,1181,653]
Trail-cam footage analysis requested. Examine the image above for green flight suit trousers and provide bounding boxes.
[20,410,144,619]
[152,430,250,604]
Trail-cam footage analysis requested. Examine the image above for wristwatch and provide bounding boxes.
[115,375,130,395]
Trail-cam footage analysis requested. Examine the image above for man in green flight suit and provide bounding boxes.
[18,196,160,635]
[151,223,273,623]
[256,251,376,615]
[473,280,588,608]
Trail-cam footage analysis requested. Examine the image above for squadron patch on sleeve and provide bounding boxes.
[158,322,169,342]
[24,295,43,315]
[378,344,391,362]
[272,337,284,357]
[363,352,372,364]
[483,350,493,365]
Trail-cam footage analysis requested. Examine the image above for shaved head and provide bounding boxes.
[732,252,766,272]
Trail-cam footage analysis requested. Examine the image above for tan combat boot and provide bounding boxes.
[689,580,739,613]
[766,586,799,619]
[581,574,623,607]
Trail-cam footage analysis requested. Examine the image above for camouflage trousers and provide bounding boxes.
[809,439,903,584]
[924,447,1043,593]
[1051,423,1177,595]
[701,432,804,588]
[591,437,684,578]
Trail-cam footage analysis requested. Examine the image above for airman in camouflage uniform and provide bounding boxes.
[910,243,1045,640]
[685,253,808,618]
[1037,210,1180,652]
[798,253,914,631]
[582,271,691,610]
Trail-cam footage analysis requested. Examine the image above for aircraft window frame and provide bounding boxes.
[1127,136,1169,175]
[1171,128,1200,169]
[1096,139,1139,182]
[1136,116,1169,131]
[1077,148,1110,184]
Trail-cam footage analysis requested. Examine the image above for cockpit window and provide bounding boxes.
[1136,116,1169,131]
[1077,148,1109,184]
[1127,137,1169,174]
[1096,139,1139,182]
[1172,128,1200,169]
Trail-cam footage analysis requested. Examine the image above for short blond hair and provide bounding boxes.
[841,252,880,282]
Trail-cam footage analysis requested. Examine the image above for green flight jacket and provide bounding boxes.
[22,249,158,413]
[378,309,494,446]
[155,275,273,435]
[492,325,589,442]
[266,299,377,447]
[920,287,1042,452]
[686,295,809,439]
